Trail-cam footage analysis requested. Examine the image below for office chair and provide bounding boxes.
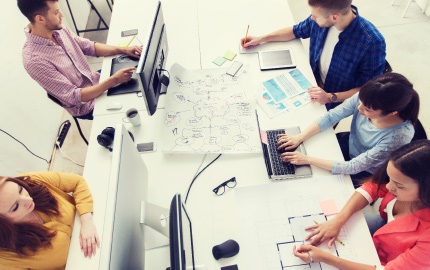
[47,94,89,145]
[412,119,428,141]
[384,60,393,73]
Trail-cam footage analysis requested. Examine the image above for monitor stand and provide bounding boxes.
[141,201,170,250]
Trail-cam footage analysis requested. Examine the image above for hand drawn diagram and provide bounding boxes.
[162,64,261,154]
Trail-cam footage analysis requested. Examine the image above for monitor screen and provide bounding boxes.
[168,194,195,270]
[137,1,169,116]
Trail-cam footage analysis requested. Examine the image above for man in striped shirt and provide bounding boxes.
[18,0,142,119]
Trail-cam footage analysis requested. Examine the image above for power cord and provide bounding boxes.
[55,142,84,167]
[54,120,84,167]
[184,154,222,204]
[0,128,50,164]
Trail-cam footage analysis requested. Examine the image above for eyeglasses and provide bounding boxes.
[212,177,237,196]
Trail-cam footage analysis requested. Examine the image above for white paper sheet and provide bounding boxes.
[161,63,262,154]
[234,175,380,270]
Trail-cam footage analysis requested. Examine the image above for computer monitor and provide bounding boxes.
[168,193,196,270]
[99,123,169,269]
[137,1,169,116]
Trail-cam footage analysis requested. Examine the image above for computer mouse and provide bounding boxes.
[212,239,240,260]
[106,102,123,110]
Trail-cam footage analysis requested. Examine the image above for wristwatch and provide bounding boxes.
[330,93,338,103]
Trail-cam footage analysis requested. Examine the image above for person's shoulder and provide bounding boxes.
[356,16,385,43]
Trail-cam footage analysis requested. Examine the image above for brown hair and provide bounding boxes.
[308,0,352,15]
[359,72,420,126]
[0,176,60,255]
[371,140,430,209]
[17,0,58,23]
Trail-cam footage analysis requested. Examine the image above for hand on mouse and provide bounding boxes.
[111,67,135,84]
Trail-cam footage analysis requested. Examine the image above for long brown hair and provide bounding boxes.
[0,176,61,255]
[371,140,430,209]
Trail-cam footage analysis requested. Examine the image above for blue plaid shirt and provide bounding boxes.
[293,6,386,98]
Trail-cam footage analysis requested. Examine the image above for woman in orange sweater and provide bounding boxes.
[0,172,99,269]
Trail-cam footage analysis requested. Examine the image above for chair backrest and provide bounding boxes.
[47,93,64,107]
[46,93,89,145]
[384,60,393,73]
[412,119,428,141]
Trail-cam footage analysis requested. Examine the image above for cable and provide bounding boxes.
[55,142,84,167]
[0,128,50,164]
[184,154,222,204]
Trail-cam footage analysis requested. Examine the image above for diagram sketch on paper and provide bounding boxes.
[162,63,261,154]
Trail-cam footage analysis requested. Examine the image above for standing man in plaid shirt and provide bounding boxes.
[242,0,386,110]
[18,0,142,119]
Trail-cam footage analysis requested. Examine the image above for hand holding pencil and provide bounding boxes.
[241,25,263,48]
[304,219,345,248]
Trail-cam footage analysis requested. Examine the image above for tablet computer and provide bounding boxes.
[258,49,296,70]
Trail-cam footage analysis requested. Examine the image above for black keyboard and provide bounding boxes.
[267,129,295,175]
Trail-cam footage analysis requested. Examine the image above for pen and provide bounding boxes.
[313,220,345,246]
[243,25,249,47]
[126,35,136,47]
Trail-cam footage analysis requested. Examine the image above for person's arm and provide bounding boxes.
[242,27,296,48]
[80,68,135,102]
[25,60,134,103]
[294,245,379,270]
[332,123,414,175]
[94,43,142,58]
[304,192,369,247]
[25,172,99,258]
[309,86,360,104]
[277,122,320,151]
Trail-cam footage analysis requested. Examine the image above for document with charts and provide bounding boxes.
[161,63,261,154]
[257,69,312,118]
[234,175,380,270]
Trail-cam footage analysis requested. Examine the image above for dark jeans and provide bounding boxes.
[336,132,372,188]
[75,109,94,120]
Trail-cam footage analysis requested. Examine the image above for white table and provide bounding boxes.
[66,0,380,269]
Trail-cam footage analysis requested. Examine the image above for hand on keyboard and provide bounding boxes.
[277,134,302,151]
[281,151,309,166]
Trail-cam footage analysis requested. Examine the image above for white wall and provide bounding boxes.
[0,1,66,175]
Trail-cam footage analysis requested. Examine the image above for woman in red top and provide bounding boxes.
[293,140,430,270]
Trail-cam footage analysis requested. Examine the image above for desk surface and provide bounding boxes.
[66,0,380,269]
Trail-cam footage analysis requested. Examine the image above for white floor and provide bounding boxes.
[50,0,430,175]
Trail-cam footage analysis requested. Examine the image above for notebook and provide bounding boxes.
[107,55,140,96]
[256,114,312,180]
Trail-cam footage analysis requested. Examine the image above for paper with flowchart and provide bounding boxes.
[161,63,261,154]
[234,175,380,270]
[257,68,312,118]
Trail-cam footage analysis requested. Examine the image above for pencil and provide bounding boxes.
[243,25,250,47]
[126,35,136,47]
[313,220,345,246]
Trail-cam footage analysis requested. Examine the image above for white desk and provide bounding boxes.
[66,0,380,269]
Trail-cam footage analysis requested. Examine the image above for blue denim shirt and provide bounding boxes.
[293,6,386,107]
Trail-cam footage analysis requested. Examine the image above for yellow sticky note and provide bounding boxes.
[223,50,237,61]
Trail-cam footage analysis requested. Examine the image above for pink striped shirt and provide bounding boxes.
[22,26,100,117]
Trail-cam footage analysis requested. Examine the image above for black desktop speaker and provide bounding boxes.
[97,127,115,152]
[212,239,240,260]
[97,127,135,152]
